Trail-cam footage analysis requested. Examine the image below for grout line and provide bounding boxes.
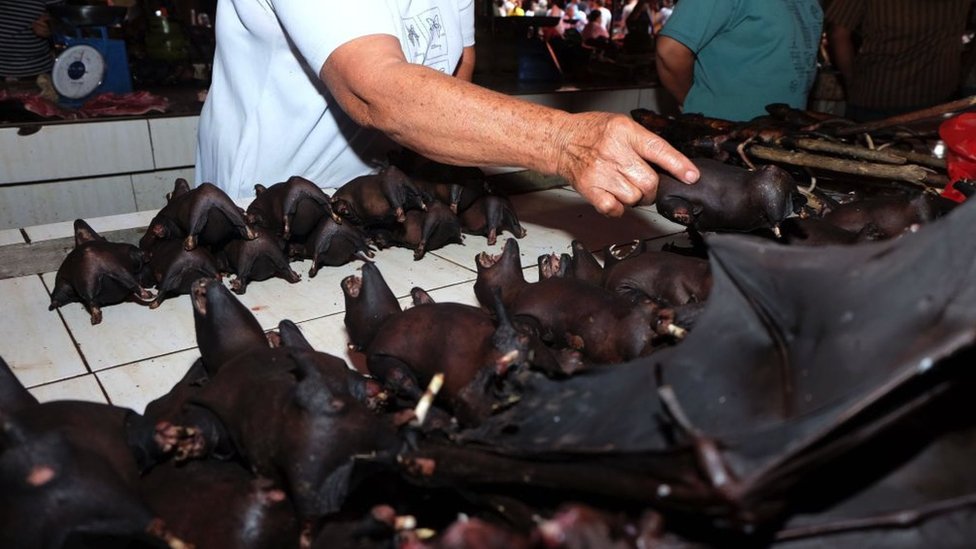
[26,371,97,390]
[93,345,198,374]
[128,175,139,213]
[37,273,94,376]
[427,250,479,273]
[92,371,114,404]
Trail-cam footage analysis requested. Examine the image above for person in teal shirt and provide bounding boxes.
[655,0,823,121]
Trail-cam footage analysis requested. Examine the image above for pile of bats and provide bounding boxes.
[632,98,976,251]
[634,97,973,190]
[20,100,976,547]
[9,186,976,546]
[47,156,526,324]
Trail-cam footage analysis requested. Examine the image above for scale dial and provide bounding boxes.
[52,44,106,99]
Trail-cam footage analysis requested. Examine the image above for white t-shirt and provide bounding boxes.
[196,0,475,199]
[598,6,612,31]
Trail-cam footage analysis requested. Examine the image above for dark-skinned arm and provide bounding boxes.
[321,34,699,217]
[655,35,695,108]
[827,23,856,92]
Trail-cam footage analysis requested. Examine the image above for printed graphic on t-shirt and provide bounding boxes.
[402,8,450,73]
[786,1,820,94]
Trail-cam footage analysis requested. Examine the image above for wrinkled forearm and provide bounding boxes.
[655,36,694,106]
[322,34,574,176]
[321,34,700,217]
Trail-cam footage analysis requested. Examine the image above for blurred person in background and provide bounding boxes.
[0,0,62,94]
[564,3,587,33]
[619,0,638,35]
[592,0,612,32]
[508,0,526,16]
[656,0,822,121]
[826,0,972,122]
[622,0,655,53]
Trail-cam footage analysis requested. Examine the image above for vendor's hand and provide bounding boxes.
[32,13,52,38]
[551,112,699,217]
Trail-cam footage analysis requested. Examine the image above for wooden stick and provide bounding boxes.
[835,96,976,136]
[883,149,947,170]
[788,137,907,165]
[747,145,935,187]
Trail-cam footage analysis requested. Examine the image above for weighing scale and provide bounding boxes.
[49,6,132,107]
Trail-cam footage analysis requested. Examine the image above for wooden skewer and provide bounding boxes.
[834,96,976,136]
[788,137,907,165]
[884,149,947,170]
[747,145,938,187]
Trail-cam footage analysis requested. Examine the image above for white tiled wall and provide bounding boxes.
[148,117,199,170]
[0,116,198,230]
[0,119,155,183]
[131,167,197,211]
[0,175,139,232]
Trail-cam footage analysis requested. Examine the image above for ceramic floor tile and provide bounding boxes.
[520,188,686,246]
[645,231,694,250]
[366,246,480,294]
[235,248,477,330]
[0,275,86,387]
[25,210,157,242]
[291,313,365,372]
[429,189,684,271]
[97,349,199,414]
[399,280,481,309]
[231,258,356,331]
[42,272,198,371]
[28,375,107,404]
[0,228,24,246]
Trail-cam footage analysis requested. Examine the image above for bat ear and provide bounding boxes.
[73,219,103,245]
[289,352,345,415]
[254,184,267,195]
[410,287,435,306]
[276,319,314,351]
[172,178,192,197]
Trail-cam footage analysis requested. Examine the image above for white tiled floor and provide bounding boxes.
[0,228,24,246]
[0,275,86,387]
[2,187,687,415]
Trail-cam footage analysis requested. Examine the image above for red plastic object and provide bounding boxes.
[939,113,976,202]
